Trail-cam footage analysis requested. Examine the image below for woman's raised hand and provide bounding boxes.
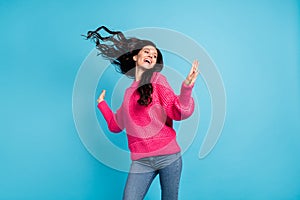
[97,90,106,103]
[184,60,199,86]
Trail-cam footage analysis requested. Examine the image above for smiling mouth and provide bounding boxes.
[144,58,151,64]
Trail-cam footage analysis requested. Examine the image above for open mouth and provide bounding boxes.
[144,58,152,64]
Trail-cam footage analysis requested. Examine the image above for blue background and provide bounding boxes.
[1,0,299,199]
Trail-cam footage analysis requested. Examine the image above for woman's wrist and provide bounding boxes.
[184,79,192,86]
[97,99,104,104]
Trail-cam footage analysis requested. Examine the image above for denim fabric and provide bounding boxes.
[123,152,182,200]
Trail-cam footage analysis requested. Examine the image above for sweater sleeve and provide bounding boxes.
[97,101,124,133]
[155,74,195,120]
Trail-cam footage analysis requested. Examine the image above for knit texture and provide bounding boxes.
[98,72,195,160]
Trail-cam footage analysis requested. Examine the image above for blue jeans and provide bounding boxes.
[123,152,182,200]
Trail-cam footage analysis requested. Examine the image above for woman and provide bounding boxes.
[84,26,199,200]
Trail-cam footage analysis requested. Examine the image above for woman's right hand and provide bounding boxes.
[97,90,106,103]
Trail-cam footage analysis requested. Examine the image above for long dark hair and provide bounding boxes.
[83,26,163,106]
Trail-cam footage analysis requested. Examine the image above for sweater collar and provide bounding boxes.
[130,80,140,88]
[130,72,159,88]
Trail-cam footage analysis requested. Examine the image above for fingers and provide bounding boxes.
[188,60,198,75]
[185,60,200,85]
[190,60,199,84]
[192,60,199,74]
[190,71,199,84]
[193,60,199,69]
[97,90,106,103]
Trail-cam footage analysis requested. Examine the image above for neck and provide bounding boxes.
[135,67,146,82]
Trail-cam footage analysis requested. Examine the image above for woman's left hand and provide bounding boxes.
[184,60,199,86]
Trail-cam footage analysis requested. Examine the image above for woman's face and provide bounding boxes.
[133,45,158,70]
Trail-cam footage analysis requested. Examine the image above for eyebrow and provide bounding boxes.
[143,48,157,55]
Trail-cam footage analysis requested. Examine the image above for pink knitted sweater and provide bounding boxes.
[97,72,195,160]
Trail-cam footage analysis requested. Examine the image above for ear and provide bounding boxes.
[133,55,137,61]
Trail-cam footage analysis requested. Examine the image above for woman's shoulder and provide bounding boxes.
[151,72,168,85]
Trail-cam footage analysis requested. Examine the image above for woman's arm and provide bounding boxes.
[156,60,199,120]
[156,77,195,120]
[97,90,124,133]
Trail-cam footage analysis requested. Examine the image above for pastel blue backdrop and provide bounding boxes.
[0,0,299,199]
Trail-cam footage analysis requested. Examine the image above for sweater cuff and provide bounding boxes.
[179,82,194,106]
[97,100,109,114]
[181,82,194,96]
